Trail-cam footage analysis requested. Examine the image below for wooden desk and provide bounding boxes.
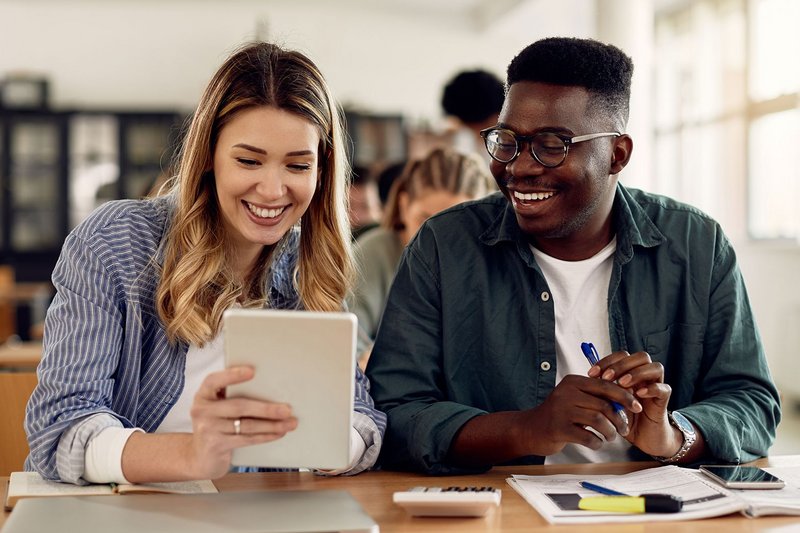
[0,342,42,371]
[3,456,799,531]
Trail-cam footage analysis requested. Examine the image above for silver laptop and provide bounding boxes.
[3,490,379,533]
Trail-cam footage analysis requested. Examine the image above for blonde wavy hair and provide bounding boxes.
[383,148,495,232]
[156,42,352,346]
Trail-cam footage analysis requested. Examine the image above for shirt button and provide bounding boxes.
[540,361,551,371]
[540,291,550,302]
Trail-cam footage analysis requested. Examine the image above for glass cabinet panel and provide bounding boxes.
[0,110,180,259]
[121,117,177,199]
[0,124,4,249]
[9,119,62,251]
[68,114,119,228]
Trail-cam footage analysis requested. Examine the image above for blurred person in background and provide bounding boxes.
[350,148,495,368]
[348,165,383,240]
[441,69,505,162]
[375,161,406,210]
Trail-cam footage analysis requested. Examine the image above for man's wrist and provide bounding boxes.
[652,411,697,463]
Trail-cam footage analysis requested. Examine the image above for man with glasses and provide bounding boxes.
[366,37,780,473]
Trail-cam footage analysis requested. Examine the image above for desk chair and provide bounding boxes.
[0,266,15,343]
[0,372,38,476]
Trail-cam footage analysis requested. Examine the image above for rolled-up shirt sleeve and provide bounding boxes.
[343,366,386,475]
[25,231,127,482]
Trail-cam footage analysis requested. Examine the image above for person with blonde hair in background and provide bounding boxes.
[350,148,494,368]
[25,42,386,485]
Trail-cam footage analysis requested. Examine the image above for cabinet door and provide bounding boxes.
[119,114,181,200]
[0,122,5,250]
[68,114,119,229]
[5,114,67,252]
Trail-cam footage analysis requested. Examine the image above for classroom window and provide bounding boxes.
[655,0,800,242]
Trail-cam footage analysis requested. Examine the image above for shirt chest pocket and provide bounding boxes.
[643,323,705,406]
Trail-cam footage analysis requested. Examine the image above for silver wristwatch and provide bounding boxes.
[653,411,697,463]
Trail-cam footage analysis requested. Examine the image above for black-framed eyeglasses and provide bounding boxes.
[479,127,621,167]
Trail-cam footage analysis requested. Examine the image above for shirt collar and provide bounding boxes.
[612,183,664,264]
[153,194,178,267]
[479,192,524,247]
[479,184,665,263]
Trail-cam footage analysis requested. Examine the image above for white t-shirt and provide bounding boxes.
[530,238,633,464]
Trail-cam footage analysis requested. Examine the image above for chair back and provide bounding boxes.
[0,265,16,342]
[0,372,38,476]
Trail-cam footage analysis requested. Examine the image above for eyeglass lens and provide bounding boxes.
[484,130,567,167]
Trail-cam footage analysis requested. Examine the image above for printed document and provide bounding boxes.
[507,465,800,524]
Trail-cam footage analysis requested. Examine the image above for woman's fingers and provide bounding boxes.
[223,416,298,437]
[196,366,255,401]
[200,396,294,421]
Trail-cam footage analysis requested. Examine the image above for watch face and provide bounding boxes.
[671,411,696,436]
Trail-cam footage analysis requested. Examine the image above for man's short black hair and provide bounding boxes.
[351,165,372,186]
[376,161,405,206]
[441,69,505,125]
[507,37,633,126]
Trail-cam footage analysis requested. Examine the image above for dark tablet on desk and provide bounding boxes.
[223,309,357,470]
[3,490,379,533]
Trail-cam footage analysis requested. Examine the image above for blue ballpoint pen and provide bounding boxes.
[580,342,627,421]
[580,481,628,496]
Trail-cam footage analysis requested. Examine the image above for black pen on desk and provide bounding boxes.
[580,342,628,424]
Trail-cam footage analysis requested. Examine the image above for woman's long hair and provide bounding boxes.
[156,42,351,346]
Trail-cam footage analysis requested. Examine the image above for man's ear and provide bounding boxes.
[609,134,633,175]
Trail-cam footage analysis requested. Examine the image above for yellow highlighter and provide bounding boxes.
[579,494,683,513]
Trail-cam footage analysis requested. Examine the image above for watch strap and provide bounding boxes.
[653,411,696,463]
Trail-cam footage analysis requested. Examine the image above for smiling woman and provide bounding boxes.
[24,42,386,487]
[213,107,319,275]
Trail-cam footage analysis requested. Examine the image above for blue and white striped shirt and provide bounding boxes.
[24,196,386,483]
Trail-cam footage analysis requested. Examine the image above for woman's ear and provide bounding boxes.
[609,134,633,175]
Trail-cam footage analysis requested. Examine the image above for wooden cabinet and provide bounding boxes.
[0,109,183,283]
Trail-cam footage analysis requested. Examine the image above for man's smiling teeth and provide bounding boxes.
[514,191,555,201]
[246,202,285,218]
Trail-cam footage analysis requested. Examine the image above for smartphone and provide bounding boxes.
[699,465,785,489]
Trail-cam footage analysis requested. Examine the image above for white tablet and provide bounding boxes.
[223,309,357,469]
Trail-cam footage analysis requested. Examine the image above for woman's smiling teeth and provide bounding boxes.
[246,201,286,219]
[514,190,555,201]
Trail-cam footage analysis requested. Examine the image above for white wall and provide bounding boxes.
[0,0,594,124]
[737,243,800,399]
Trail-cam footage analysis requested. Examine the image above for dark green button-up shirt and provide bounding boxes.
[366,185,781,474]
